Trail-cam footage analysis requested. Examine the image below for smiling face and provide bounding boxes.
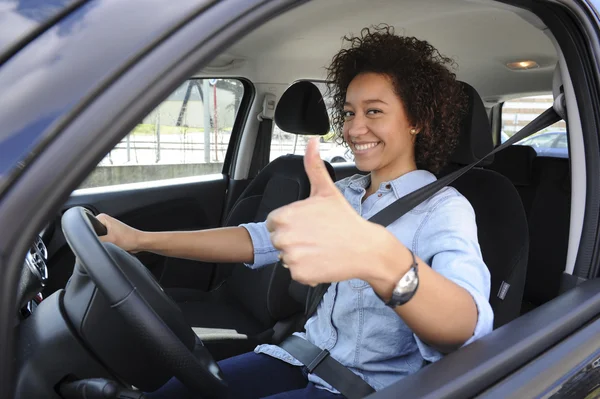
[342,72,418,181]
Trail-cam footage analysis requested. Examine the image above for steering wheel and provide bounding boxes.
[61,206,227,397]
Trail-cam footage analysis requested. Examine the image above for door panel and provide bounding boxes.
[369,278,600,399]
[42,176,227,297]
[477,315,600,398]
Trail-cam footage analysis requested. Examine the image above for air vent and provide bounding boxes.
[26,237,48,283]
[34,236,48,260]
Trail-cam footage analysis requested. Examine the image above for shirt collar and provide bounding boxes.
[348,170,437,199]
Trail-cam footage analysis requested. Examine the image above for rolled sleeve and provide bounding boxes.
[239,221,280,269]
[413,191,494,362]
[239,180,347,269]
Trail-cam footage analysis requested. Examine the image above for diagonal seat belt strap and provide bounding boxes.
[368,106,561,226]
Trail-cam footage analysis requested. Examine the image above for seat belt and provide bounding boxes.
[277,103,562,399]
[249,93,277,178]
[279,335,375,398]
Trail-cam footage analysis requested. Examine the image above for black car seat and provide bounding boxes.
[440,82,529,328]
[486,145,538,216]
[170,81,335,360]
[523,156,571,309]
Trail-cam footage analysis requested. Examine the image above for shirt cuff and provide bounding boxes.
[240,222,279,269]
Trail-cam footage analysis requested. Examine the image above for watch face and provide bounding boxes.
[398,268,418,293]
[389,266,419,307]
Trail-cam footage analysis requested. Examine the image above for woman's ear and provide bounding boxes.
[411,123,425,136]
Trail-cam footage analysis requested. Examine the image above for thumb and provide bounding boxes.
[304,137,337,197]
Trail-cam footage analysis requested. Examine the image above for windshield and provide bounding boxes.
[0,0,79,57]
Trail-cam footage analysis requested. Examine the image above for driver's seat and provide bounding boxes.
[169,81,334,360]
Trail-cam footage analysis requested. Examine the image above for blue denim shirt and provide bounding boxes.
[240,170,493,393]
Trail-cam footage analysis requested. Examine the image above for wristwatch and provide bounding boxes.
[377,249,419,308]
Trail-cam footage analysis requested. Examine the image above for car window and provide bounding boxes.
[501,94,568,158]
[269,82,353,164]
[522,133,559,147]
[554,134,568,149]
[79,78,245,188]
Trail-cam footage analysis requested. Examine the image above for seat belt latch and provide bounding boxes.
[258,93,276,121]
[498,281,511,300]
[306,348,330,373]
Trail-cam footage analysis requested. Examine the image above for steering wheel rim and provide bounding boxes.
[61,206,227,397]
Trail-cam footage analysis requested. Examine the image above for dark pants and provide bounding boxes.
[145,351,342,399]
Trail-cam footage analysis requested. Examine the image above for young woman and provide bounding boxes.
[98,25,493,399]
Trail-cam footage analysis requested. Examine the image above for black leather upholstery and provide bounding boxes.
[172,82,334,360]
[442,82,529,328]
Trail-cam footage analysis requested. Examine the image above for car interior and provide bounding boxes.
[11,0,596,397]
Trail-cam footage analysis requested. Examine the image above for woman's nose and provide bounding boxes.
[347,114,368,137]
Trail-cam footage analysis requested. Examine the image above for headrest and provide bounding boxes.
[487,145,537,186]
[274,81,330,136]
[450,82,494,166]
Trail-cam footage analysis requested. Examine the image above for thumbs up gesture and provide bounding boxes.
[266,138,381,286]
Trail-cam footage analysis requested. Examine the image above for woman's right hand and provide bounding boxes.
[96,213,144,253]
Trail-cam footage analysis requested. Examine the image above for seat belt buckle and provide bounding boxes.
[498,281,511,300]
[306,349,330,373]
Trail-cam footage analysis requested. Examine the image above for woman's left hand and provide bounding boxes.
[266,138,384,286]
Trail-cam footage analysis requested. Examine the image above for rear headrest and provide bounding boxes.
[450,82,494,166]
[487,145,537,186]
[274,81,330,136]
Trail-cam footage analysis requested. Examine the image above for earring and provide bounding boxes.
[410,128,418,135]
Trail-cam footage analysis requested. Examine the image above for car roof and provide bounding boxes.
[198,0,557,103]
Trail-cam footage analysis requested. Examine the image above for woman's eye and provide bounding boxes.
[343,110,354,118]
[367,109,382,115]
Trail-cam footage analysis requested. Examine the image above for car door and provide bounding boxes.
[1,0,600,398]
[42,77,251,296]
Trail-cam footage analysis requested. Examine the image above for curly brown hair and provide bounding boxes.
[326,25,468,173]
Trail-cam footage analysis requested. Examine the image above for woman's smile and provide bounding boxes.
[351,140,381,154]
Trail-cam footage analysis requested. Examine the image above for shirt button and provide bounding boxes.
[385,184,391,189]
[378,193,383,197]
